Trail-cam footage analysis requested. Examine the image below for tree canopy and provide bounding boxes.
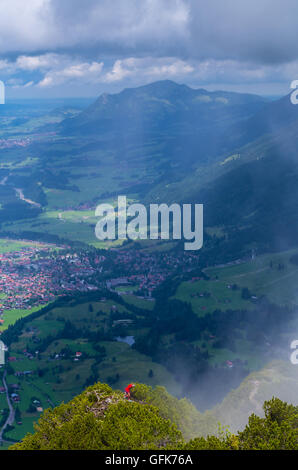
[9,382,298,451]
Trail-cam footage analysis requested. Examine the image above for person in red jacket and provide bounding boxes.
[125,383,135,399]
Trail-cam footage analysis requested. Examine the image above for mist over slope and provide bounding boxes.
[59,80,267,170]
[54,81,298,255]
[212,360,298,432]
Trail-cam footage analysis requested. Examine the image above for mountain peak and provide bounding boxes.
[116,79,194,99]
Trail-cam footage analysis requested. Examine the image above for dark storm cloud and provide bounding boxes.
[45,0,189,57]
[186,0,298,64]
[1,0,298,65]
[1,0,298,96]
[47,0,298,65]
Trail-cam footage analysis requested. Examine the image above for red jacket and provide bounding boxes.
[125,384,133,393]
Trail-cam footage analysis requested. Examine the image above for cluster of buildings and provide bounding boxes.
[0,383,20,402]
[107,248,201,296]
[0,237,201,326]
[0,244,106,323]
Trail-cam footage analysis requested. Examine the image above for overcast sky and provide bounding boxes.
[1,0,298,98]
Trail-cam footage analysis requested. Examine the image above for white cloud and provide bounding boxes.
[104,60,132,83]
[37,60,104,87]
[6,78,34,88]
[1,51,296,94]
[16,54,62,70]
[104,57,194,84]
[147,60,194,77]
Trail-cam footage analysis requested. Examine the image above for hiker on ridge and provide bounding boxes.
[125,383,135,399]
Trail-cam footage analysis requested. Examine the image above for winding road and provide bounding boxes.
[0,174,40,208]
[15,188,41,208]
[0,371,15,443]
